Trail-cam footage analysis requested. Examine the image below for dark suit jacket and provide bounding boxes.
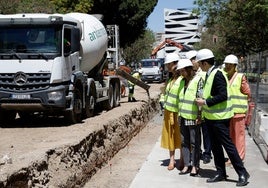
[206,68,228,107]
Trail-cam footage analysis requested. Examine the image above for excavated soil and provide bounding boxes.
[0,83,163,188]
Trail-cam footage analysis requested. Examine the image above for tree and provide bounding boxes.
[0,0,55,14]
[50,0,93,13]
[17,0,55,13]
[194,0,268,55]
[123,29,155,65]
[0,0,19,14]
[90,0,157,48]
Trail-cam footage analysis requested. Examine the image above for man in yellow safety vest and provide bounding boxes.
[195,49,250,187]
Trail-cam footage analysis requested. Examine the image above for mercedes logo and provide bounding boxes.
[14,72,27,86]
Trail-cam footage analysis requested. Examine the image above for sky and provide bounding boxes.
[147,0,196,33]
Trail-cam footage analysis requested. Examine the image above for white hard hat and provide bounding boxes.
[224,54,238,64]
[138,69,143,74]
[185,50,197,60]
[120,61,125,66]
[196,49,214,62]
[164,53,180,64]
[176,59,193,70]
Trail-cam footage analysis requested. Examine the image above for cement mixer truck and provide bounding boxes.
[0,13,122,125]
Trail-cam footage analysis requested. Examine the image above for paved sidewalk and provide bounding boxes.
[129,127,268,188]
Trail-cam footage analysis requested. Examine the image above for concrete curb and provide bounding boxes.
[252,109,268,163]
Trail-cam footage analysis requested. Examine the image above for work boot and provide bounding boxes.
[128,97,131,102]
[132,97,137,102]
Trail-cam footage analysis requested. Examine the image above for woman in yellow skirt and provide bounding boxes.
[161,53,183,170]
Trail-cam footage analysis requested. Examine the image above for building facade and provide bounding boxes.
[164,8,200,54]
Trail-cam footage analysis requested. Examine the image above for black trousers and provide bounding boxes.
[205,118,247,177]
[201,121,212,158]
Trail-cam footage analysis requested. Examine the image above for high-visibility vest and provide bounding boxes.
[159,93,165,102]
[197,70,206,80]
[230,73,248,114]
[202,69,234,120]
[179,75,202,120]
[164,76,183,112]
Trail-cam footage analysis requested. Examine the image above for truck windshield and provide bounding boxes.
[0,27,61,54]
[141,60,160,67]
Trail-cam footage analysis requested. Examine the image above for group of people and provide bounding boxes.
[160,48,251,187]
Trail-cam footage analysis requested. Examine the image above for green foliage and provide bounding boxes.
[194,30,227,65]
[17,0,56,13]
[91,0,157,48]
[0,0,55,14]
[194,0,268,57]
[123,29,155,65]
[0,0,19,14]
[50,0,93,14]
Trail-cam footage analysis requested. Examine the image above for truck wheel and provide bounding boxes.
[113,82,120,107]
[83,92,95,119]
[0,110,16,127]
[65,89,82,124]
[103,84,114,110]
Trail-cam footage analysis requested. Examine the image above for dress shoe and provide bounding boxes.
[203,156,211,164]
[179,167,191,175]
[190,168,199,177]
[207,174,226,183]
[236,172,250,186]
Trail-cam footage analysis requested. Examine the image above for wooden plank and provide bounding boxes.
[116,69,150,91]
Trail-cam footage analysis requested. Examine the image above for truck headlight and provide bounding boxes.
[48,91,63,101]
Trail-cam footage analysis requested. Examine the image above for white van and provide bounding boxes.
[140,58,167,83]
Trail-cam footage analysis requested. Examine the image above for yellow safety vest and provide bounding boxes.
[179,75,202,120]
[230,73,248,114]
[198,70,206,80]
[202,69,234,120]
[164,76,183,112]
[159,93,165,102]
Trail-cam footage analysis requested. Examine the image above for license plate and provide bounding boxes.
[11,94,31,99]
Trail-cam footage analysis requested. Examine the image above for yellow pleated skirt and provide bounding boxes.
[161,109,181,150]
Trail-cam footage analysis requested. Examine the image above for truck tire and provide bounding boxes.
[0,110,16,127]
[65,89,82,124]
[103,84,114,110]
[83,91,95,119]
[113,82,120,107]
